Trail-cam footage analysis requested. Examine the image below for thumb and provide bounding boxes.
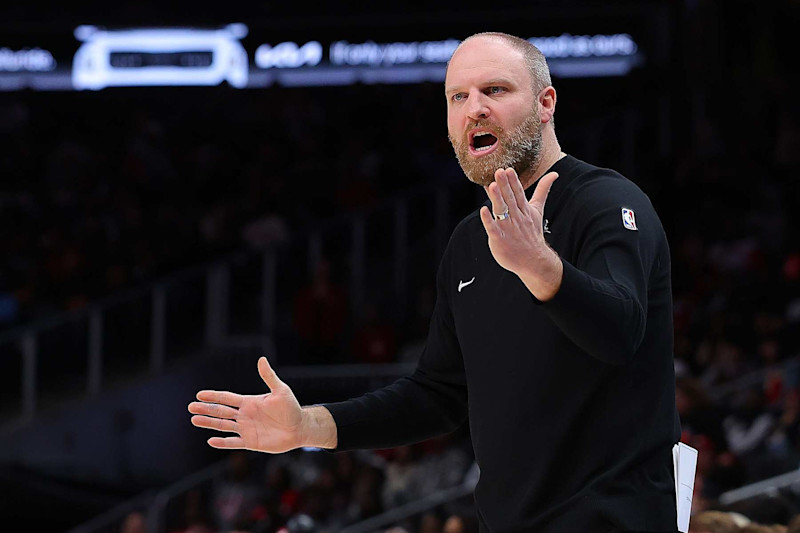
[258,356,283,391]
[528,171,559,209]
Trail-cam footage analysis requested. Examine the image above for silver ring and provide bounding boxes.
[494,208,510,221]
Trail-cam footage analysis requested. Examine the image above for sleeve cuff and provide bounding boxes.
[540,257,583,313]
[320,401,360,453]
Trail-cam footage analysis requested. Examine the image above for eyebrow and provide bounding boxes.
[445,78,516,94]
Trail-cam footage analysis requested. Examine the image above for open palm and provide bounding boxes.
[188,357,304,453]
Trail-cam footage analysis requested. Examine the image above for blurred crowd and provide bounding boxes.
[689,510,800,533]
[0,84,459,328]
[119,430,475,533]
[1,2,799,531]
[664,1,800,512]
[99,75,800,530]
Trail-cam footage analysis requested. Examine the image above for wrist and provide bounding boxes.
[300,405,338,449]
[298,407,314,447]
[518,247,563,302]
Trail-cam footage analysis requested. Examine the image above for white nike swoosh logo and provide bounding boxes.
[458,277,475,292]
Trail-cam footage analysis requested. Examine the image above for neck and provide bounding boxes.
[520,129,563,189]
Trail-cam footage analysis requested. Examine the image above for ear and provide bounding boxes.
[538,86,557,124]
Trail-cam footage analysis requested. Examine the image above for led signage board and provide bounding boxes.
[0,13,663,91]
[71,24,249,89]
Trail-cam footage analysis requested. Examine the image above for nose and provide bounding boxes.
[466,90,490,121]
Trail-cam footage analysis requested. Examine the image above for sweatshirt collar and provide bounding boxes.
[524,153,581,214]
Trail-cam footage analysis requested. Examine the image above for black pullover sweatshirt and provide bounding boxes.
[325,155,682,533]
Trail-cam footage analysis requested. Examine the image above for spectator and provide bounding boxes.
[351,303,397,364]
[382,445,422,508]
[120,512,147,533]
[689,511,745,533]
[443,513,478,533]
[292,259,348,364]
[418,511,444,533]
[677,377,729,453]
[211,452,264,531]
[723,388,776,460]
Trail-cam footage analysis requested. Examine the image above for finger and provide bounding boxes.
[479,206,501,238]
[196,390,243,408]
[208,436,245,449]
[258,356,284,391]
[496,168,521,215]
[528,172,559,211]
[188,402,238,420]
[506,168,529,212]
[485,180,507,218]
[191,415,238,433]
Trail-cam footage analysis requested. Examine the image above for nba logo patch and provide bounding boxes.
[621,208,638,231]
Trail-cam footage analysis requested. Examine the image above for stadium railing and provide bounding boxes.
[55,361,415,533]
[63,353,800,533]
[0,105,641,431]
[719,467,800,506]
[64,446,476,533]
[709,354,800,402]
[0,181,462,431]
[340,465,479,533]
[63,489,157,533]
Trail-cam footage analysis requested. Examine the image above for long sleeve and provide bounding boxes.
[324,240,469,451]
[541,173,667,365]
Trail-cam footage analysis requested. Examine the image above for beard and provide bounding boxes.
[449,112,543,187]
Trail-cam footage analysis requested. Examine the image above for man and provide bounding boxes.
[189,32,682,533]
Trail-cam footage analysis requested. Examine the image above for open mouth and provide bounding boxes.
[469,130,499,157]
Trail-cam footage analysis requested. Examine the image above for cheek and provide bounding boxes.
[447,104,468,127]
[446,116,459,141]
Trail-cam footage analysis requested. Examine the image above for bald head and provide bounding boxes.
[444,30,560,188]
[448,32,552,95]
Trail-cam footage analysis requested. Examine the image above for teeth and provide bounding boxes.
[471,131,497,153]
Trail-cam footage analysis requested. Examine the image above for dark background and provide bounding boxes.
[1,1,799,531]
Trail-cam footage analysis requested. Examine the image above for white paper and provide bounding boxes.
[672,442,698,533]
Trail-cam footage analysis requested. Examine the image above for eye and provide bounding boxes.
[452,93,466,102]
[487,86,506,95]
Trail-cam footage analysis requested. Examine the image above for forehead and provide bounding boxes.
[445,37,528,89]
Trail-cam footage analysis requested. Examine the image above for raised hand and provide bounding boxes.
[189,357,305,453]
[479,167,563,301]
